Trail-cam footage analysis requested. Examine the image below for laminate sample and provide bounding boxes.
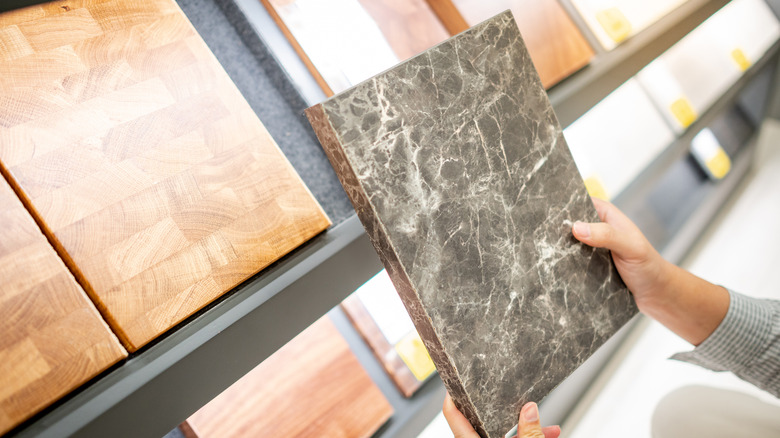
[571,0,689,50]
[448,0,594,88]
[306,12,636,438]
[563,79,675,199]
[342,270,433,397]
[0,0,331,351]
[184,317,393,438]
[357,0,450,61]
[636,0,780,130]
[261,0,399,95]
[0,177,126,435]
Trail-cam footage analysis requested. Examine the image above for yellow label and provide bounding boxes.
[670,97,697,128]
[596,8,632,43]
[705,148,731,179]
[731,48,751,71]
[584,175,610,201]
[395,332,435,381]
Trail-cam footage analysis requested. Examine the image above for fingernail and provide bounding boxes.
[523,402,538,422]
[573,221,590,238]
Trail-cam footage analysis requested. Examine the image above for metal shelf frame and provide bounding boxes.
[5,0,779,437]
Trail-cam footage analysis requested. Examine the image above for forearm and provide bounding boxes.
[636,260,730,346]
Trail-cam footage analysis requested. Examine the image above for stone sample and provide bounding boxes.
[307,11,636,438]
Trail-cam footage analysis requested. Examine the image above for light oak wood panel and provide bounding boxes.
[0,0,331,352]
[0,176,126,436]
[438,0,595,88]
[184,317,393,438]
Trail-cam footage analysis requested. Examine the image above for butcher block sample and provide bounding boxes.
[0,177,126,435]
[445,0,594,88]
[183,317,393,438]
[0,0,331,352]
[307,12,636,438]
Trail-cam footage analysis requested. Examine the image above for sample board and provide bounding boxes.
[342,270,436,397]
[0,177,126,435]
[564,79,676,200]
[571,0,689,50]
[261,0,400,95]
[0,0,331,351]
[183,317,393,438]
[636,0,780,130]
[307,12,636,438]
[449,0,594,88]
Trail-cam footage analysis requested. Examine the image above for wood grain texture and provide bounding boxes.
[447,0,595,88]
[0,0,331,352]
[358,0,450,61]
[423,0,469,35]
[0,176,126,436]
[341,296,422,397]
[185,317,393,438]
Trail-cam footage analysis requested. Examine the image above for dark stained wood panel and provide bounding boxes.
[0,176,126,435]
[0,0,331,352]
[184,317,393,438]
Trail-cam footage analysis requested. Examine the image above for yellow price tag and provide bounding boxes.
[395,331,435,382]
[584,175,610,201]
[731,48,751,71]
[670,97,697,128]
[705,147,731,179]
[596,8,632,43]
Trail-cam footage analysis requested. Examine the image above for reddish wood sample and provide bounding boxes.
[184,317,393,438]
[0,0,331,352]
[0,176,126,435]
[434,0,595,88]
[341,295,422,397]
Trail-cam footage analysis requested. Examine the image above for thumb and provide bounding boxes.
[572,220,636,257]
[517,402,545,438]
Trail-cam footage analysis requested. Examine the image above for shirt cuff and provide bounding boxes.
[671,290,775,372]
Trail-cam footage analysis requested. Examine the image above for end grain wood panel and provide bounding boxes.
[447,0,595,88]
[0,176,126,435]
[0,0,331,352]
[184,317,393,438]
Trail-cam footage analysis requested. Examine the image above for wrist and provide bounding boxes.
[633,257,678,316]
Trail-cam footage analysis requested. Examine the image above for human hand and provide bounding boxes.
[571,197,673,310]
[442,393,561,438]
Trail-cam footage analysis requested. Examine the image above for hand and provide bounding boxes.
[572,197,729,346]
[442,393,561,438]
[571,197,672,309]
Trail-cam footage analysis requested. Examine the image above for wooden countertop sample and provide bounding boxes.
[0,0,331,352]
[183,317,393,438]
[446,0,595,88]
[0,177,126,435]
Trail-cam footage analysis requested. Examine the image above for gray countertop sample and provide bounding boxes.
[306,11,636,438]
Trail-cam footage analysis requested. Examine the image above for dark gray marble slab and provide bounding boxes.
[306,11,636,438]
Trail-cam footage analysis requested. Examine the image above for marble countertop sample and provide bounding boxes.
[306,11,636,438]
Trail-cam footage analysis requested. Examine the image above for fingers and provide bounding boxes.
[442,393,480,438]
[572,198,644,258]
[517,402,546,438]
[542,425,561,438]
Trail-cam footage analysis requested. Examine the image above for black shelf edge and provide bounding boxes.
[12,216,383,438]
[549,0,731,128]
[612,41,780,207]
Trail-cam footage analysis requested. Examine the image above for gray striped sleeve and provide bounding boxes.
[671,290,780,398]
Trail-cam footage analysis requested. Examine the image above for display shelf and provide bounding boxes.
[4,1,780,437]
[550,0,731,127]
[612,41,779,208]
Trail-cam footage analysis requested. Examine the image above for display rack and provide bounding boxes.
[5,0,780,437]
